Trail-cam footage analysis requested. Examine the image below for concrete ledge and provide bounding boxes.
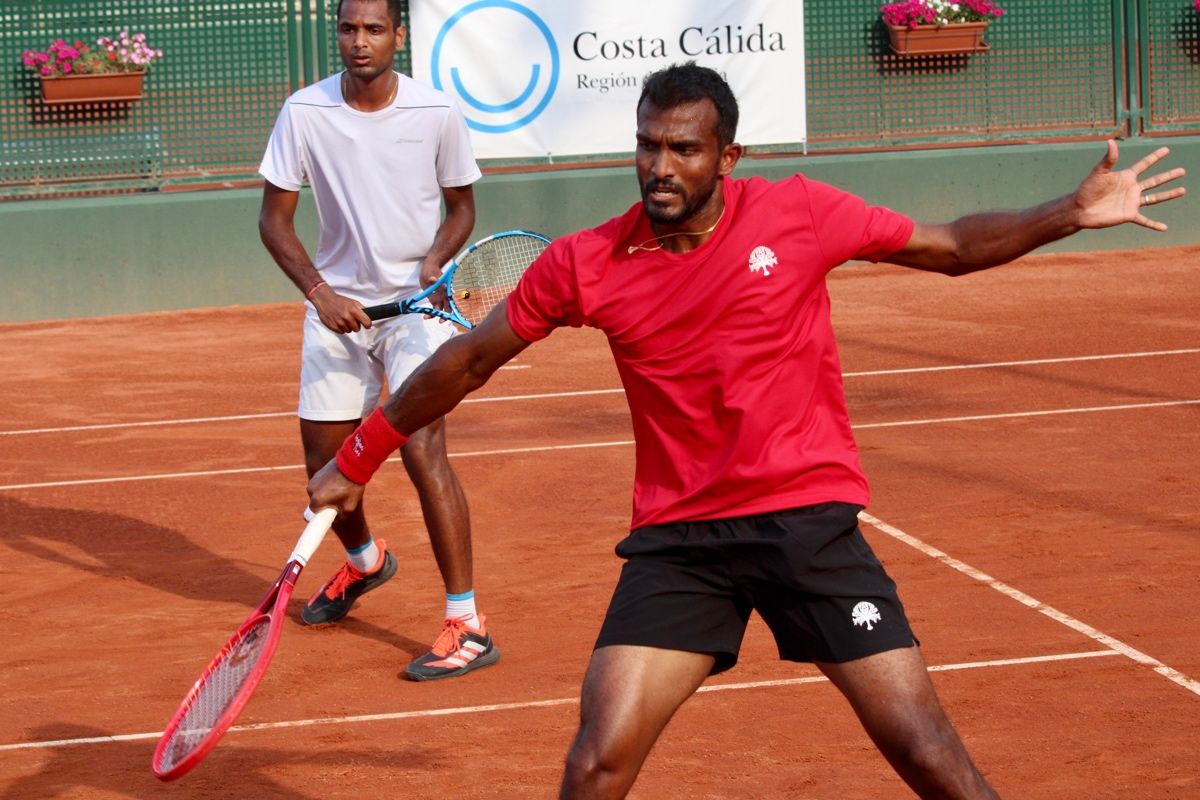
[2,136,1196,322]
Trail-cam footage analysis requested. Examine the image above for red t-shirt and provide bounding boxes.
[507,174,914,530]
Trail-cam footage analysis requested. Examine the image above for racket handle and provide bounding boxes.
[363,301,402,321]
[290,507,336,566]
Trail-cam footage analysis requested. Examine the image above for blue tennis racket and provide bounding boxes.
[363,230,551,328]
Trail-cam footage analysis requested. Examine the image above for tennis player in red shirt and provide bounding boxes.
[309,63,1185,799]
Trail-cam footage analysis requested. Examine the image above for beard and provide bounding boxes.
[640,177,719,226]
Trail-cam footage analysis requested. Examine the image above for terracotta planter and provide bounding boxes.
[887,22,990,55]
[39,71,145,104]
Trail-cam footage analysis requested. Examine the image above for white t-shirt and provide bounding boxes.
[259,72,482,304]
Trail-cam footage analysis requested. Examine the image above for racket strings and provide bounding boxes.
[154,616,271,773]
[452,235,549,326]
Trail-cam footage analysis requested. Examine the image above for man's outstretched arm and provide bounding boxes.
[890,140,1187,276]
[307,300,532,515]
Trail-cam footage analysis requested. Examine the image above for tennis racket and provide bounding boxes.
[151,507,337,781]
[362,230,551,328]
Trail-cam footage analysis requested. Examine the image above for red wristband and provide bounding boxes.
[304,279,327,300]
[335,407,409,484]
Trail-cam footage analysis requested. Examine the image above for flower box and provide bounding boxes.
[23,31,161,105]
[39,70,146,104]
[886,21,991,55]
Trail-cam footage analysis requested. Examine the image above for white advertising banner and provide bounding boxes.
[410,1,805,160]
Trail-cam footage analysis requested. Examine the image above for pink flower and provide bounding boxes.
[881,0,1005,26]
[23,29,163,78]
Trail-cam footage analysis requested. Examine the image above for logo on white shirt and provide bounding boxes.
[748,245,778,276]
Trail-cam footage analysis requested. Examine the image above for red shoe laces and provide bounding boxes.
[324,562,365,599]
[431,615,471,656]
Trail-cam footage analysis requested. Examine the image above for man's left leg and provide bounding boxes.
[818,645,1001,800]
[376,316,496,681]
[400,419,471,592]
[400,418,498,681]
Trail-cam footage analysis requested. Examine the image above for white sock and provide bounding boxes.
[346,537,380,572]
[446,590,480,629]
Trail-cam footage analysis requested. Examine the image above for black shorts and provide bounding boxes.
[595,503,917,674]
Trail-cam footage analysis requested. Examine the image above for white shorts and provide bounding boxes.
[298,305,456,421]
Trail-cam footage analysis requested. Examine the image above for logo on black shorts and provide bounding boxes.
[851,601,882,631]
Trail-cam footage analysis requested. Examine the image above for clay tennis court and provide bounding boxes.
[1,244,1197,798]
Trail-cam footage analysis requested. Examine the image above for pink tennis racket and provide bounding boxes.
[151,507,336,780]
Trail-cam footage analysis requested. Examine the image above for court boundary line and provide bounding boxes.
[859,512,1200,698]
[0,649,1118,753]
[4,398,1198,492]
[3,347,1196,437]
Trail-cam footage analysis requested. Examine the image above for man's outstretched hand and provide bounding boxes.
[1074,140,1187,232]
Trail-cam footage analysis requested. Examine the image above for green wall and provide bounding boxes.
[2,137,1197,323]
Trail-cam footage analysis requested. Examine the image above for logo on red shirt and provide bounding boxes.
[748,245,779,276]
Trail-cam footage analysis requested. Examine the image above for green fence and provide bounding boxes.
[807,0,1124,147]
[0,0,1197,200]
[0,1,298,197]
[1144,0,1200,130]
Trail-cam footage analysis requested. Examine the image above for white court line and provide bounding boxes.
[0,441,637,491]
[0,377,626,440]
[854,398,1200,429]
[0,411,296,436]
[3,348,1196,437]
[3,396,1197,492]
[0,650,1118,753]
[859,512,1200,698]
[843,348,1200,377]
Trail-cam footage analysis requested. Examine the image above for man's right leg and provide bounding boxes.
[299,418,397,624]
[560,644,715,800]
[302,419,368,548]
[818,645,1001,800]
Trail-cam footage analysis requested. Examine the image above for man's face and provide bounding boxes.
[337,0,404,80]
[635,99,727,226]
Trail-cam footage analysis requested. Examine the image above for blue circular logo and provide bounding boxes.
[430,0,560,134]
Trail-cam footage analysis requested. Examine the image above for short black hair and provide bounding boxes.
[638,62,739,148]
[336,0,405,30]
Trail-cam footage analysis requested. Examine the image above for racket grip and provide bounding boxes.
[290,507,336,566]
[363,302,402,321]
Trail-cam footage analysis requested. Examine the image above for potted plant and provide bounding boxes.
[881,0,1006,56]
[22,31,163,104]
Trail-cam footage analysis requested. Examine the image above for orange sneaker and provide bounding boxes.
[404,615,500,681]
[301,539,396,625]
